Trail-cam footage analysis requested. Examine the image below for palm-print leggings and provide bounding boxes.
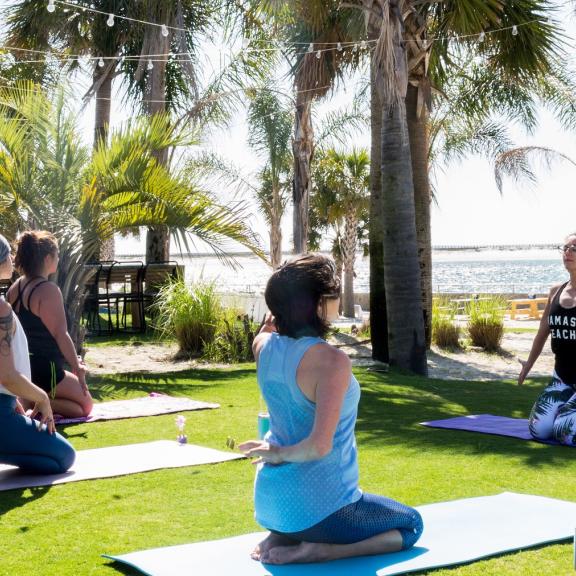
[529,374,576,445]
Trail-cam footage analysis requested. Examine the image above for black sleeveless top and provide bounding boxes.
[11,279,63,361]
[548,282,576,386]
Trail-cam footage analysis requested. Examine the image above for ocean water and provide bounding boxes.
[117,247,568,295]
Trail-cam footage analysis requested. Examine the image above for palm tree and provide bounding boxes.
[247,88,293,269]
[403,1,563,347]
[0,81,263,347]
[4,1,271,263]
[250,0,365,254]
[119,1,273,263]
[313,148,370,317]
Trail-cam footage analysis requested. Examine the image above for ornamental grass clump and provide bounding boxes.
[466,296,506,352]
[152,278,222,358]
[432,297,461,349]
[203,308,257,363]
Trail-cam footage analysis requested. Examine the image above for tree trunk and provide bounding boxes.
[369,55,389,363]
[380,99,428,375]
[93,67,112,150]
[292,89,313,254]
[92,68,116,262]
[406,83,432,348]
[145,21,171,263]
[342,208,358,318]
[270,194,283,270]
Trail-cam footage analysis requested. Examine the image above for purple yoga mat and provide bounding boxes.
[420,414,560,445]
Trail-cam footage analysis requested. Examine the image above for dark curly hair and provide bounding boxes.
[264,253,341,339]
[14,230,58,278]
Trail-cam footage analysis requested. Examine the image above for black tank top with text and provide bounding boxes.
[548,282,576,386]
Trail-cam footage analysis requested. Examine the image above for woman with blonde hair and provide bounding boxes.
[7,230,93,418]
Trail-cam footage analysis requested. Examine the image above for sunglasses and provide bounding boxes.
[558,245,576,254]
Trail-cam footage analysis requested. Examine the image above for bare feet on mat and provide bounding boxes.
[251,532,297,561]
[261,541,331,564]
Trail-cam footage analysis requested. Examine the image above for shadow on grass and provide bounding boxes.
[0,485,50,517]
[87,367,256,401]
[355,369,575,468]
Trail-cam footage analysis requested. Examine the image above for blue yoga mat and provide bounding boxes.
[420,414,560,445]
[104,492,576,576]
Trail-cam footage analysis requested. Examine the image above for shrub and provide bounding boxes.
[466,296,506,351]
[152,278,222,357]
[203,308,257,363]
[432,297,461,349]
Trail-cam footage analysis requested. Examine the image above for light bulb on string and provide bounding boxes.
[512,25,518,36]
[360,40,367,50]
[316,49,321,59]
[98,57,104,67]
[478,31,485,42]
[307,43,314,53]
[161,24,169,37]
[147,59,154,70]
[337,42,342,51]
[47,0,56,13]
[106,13,115,27]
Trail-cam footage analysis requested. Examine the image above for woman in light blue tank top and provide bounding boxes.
[239,254,423,565]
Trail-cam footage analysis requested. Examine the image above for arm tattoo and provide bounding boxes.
[0,311,14,357]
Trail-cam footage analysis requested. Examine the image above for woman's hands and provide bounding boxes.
[75,358,89,396]
[259,313,277,335]
[517,359,531,386]
[238,440,283,465]
[29,394,56,434]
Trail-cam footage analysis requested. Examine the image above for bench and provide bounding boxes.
[507,298,547,320]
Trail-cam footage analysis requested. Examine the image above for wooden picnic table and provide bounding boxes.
[507,297,547,320]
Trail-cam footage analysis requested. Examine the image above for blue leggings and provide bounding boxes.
[529,374,576,445]
[0,394,76,474]
[275,493,423,550]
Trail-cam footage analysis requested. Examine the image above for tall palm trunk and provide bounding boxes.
[366,0,427,374]
[380,100,427,374]
[93,67,112,150]
[342,208,358,318]
[145,20,171,263]
[270,185,283,269]
[92,67,116,262]
[404,10,433,348]
[292,88,313,254]
[369,54,389,362]
[406,84,432,347]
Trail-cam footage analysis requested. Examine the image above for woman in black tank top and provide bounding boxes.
[6,231,93,419]
[519,233,576,444]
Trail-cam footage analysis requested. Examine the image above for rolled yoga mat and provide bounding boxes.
[0,440,243,491]
[420,414,560,445]
[104,492,576,576]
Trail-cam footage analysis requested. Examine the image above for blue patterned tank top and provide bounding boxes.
[254,333,362,533]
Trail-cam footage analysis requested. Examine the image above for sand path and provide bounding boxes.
[85,325,553,382]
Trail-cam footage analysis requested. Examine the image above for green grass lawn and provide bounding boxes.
[1,365,575,575]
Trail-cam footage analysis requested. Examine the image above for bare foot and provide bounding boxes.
[251,532,298,561]
[262,541,331,564]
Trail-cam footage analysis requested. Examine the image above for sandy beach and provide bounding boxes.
[85,320,553,382]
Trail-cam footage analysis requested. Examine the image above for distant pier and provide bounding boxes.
[433,243,558,251]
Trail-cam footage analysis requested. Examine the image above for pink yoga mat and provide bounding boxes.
[0,440,244,491]
[55,394,219,425]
